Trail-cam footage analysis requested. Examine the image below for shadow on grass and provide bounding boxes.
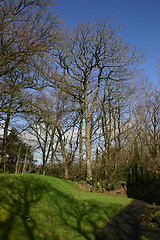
[0,175,47,240]
[51,191,123,240]
[0,175,124,240]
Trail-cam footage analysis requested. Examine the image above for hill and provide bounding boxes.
[0,174,131,240]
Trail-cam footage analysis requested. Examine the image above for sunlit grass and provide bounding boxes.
[0,174,132,240]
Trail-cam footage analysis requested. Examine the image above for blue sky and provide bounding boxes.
[54,0,160,86]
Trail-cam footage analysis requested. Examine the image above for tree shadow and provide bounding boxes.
[0,175,48,240]
[0,175,124,240]
[50,191,123,240]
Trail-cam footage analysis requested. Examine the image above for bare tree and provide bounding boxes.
[0,0,61,172]
[125,79,160,176]
[143,89,160,166]
[0,0,59,77]
[24,91,59,175]
[52,19,143,180]
[56,125,79,179]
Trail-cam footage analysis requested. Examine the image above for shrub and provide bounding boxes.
[155,210,160,226]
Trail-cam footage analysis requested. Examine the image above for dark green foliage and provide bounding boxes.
[84,178,115,193]
[0,128,35,173]
[106,182,115,191]
[141,204,160,229]
[127,165,160,203]
[155,210,160,226]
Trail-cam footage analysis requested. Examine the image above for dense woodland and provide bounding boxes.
[0,0,160,182]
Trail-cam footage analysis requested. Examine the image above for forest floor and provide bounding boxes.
[75,181,127,197]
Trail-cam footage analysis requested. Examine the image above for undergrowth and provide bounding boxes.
[141,204,160,229]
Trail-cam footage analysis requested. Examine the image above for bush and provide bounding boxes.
[155,210,160,226]
[97,180,115,192]
[106,182,115,191]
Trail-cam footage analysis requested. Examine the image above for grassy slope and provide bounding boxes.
[0,174,132,240]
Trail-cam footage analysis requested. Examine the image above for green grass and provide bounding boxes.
[0,174,132,240]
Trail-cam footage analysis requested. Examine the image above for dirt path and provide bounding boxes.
[96,199,160,240]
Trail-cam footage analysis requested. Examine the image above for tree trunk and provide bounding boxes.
[101,81,112,179]
[79,101,84,178]
[1,121,8,173]
[15,143,22,174]
[22,147,28,174]
[1,88,15,173]
[84,80,92,181]
[42,150,46,175]
[107,87,112,178]
[85,116,92,181]
[113,111,118,171]
[57,127,69,179]
[117,105,121,150]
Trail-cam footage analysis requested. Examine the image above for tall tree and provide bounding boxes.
[24,91,58,175]
[0,0,61,172]
[143,89,160,163]
[53,19,143,180]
